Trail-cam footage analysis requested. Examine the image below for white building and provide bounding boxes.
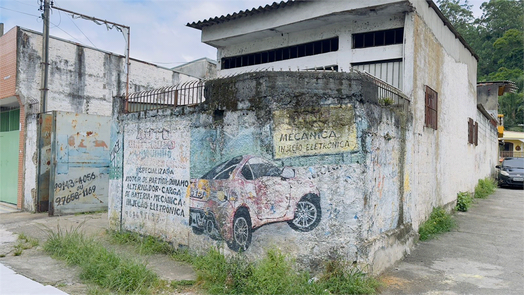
[187,0,498,271]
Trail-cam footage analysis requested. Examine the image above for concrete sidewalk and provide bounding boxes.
[0,263,68,295]
[380,187,524,295]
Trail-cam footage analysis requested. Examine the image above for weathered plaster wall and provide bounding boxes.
[406,11,492,230]
[477,85,499,119]
[110,71,414,274]
[476,111,498,178]
[15,27,195,211]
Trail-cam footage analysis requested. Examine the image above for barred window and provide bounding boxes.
[221,37,339,70]
[425,86,438,130]
[353,28,404,48]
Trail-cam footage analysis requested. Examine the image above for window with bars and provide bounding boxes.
[352,28,404,48]
[468,118,478,146]
[425,86,438,130]
[221,37,339,70]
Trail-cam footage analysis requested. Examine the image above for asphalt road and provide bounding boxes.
[380,187,524,295]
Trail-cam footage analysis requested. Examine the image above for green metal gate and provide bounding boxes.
[0,109,20,205]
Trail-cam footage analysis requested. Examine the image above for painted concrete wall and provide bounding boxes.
[404,12,491,230]
[477,85,500,119]
[172,58,217,80]
[475,110,499,178]
[13,27,195,211]
[110,71,414,274]
[198,0,492,233]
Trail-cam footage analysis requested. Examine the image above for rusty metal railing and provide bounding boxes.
[125,80,205,113]
[124,69,409,113]
[357,70,410,107]
[500,151,524,158]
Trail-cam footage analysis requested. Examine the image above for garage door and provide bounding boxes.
[0,109,20,205]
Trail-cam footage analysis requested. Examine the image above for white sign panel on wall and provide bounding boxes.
[122,121,191,238]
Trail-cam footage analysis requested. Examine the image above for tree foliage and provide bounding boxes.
[438,0,524,131]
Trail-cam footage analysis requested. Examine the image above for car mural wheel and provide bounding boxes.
[288,194,321,232]
[227,208,252,252]
[192,226,204,235]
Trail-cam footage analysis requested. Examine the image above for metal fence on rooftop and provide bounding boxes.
[124,68,409,113]
[125,80,205,113]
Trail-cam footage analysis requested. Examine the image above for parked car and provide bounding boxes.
[187,155,321,251]
[496,157,524,188]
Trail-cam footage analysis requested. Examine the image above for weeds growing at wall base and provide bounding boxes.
[419,207,456,241]
[108,230,174,255]
[191,248,380,295]
[44,226,380,294]
[455,191,473,212]
[106,231,380,294]
[474,178,496,199]
[44,225,158,294]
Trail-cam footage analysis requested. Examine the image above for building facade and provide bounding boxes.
[0,26,195,211]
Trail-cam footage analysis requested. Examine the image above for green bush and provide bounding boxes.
[474,178,496,199]
[455,191,473,212]
[419,207,456,241]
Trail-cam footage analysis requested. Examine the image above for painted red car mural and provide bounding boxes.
[187,155,321,251]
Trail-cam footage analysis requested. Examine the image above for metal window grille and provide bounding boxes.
[358,70,410,107]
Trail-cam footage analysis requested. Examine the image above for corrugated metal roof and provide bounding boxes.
[187,0,298,30]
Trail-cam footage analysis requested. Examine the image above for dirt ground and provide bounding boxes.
[0,211,197,295]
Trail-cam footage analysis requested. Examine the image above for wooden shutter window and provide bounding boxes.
[425,86,438,130]
[474,122,478,146]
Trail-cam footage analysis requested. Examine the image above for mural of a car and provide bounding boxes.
[187,155,321,252]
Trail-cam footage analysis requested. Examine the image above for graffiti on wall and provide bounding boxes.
[53,171,99,206]
[186,155,321,252]
[273,105,358,159]
[123,123,190,226]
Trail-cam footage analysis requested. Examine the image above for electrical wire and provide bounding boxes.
[62,10,99,49]
[49,21,83,44]
[0,6,40,18]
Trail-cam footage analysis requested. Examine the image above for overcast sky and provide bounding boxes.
[1,0,486,68]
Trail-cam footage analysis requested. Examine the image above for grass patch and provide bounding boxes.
[107,230,174,255]
[106,231,380,294]
[13,233,39,256]
[474,178,496,199]
[192,248,380,295]
[44,226,158,294]
[455,191,473,212]
[419,207,456,241]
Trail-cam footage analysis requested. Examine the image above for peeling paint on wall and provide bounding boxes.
[122,121,191,238]
[110,71,414,274]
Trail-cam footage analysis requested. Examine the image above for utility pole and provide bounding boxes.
[40,0,50,113]
[36,0,51,213]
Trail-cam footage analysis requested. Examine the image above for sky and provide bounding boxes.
[1,0,487,69]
